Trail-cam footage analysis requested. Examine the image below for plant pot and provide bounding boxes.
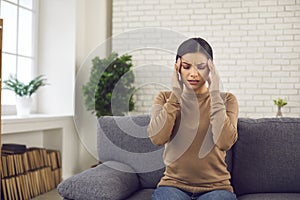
[16,96,32,117]
[276,106,283,118]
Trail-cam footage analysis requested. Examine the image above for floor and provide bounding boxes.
[32,189,63,200]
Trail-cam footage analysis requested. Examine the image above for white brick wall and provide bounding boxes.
[112,0,300,118]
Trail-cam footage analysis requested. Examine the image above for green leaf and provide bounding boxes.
[3,74,48,97]
[273,97,287,108]
[82,52,135,117]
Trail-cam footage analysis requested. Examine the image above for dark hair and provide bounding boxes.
[176,37,213,61]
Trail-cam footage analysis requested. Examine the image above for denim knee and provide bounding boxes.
[152,186,190,200]
[197,190,237,200]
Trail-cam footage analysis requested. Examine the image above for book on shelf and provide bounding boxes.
[46,149,61,170]
[1,144,62,200]
[2,143,26,154]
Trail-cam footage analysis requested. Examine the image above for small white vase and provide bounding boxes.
[276,106,283,118]
[16,96,32,117]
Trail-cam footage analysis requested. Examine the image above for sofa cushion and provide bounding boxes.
[232,118,300,196]
[57,161,140,200]
[97,114,165,188]
[238,193,300,200]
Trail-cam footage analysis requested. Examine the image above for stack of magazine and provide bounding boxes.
[1,144,62,200]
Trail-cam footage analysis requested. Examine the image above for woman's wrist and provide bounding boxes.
[168,92,181,104]
[210,90,220,97]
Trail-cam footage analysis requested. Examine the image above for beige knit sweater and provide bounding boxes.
[148,90,238,193]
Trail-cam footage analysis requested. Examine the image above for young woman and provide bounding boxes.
[148,38,238,200]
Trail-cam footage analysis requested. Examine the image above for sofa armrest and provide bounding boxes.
[57,161,140,200]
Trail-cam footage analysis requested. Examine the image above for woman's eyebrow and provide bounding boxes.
[181,58,191,63]
[181,59,206,65]
[184,62,206,65]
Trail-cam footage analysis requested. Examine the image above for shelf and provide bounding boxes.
[2,114,73,134]
[2,114,78,180]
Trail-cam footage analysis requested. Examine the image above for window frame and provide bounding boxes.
[1,0,38,115]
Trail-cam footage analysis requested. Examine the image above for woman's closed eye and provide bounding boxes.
[181,62,207,70]
[182,63,191,69]
[197,64,207,70]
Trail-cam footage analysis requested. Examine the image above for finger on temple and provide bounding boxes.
[174,61,179,71]
[177,58,182,72]
[208,59,214,72]
[176,57,181,65]
[207,76,211,85]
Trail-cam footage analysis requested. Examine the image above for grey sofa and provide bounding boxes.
[57,115,300,200]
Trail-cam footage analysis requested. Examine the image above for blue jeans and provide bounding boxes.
[152,186,237,200]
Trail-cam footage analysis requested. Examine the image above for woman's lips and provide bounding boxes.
[188,80,200,85]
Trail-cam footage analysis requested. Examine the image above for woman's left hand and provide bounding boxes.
[207,59,219,92]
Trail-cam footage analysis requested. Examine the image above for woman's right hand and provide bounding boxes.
[172,58,183,98]
[207,59,219,93]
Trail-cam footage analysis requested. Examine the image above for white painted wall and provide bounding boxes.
[36,0,112,174]
[37,0,75,115]
[74,0,112,171]
[112,0,300,118]
[76,0,112,69]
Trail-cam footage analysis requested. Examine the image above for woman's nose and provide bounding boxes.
[190,66,199,78]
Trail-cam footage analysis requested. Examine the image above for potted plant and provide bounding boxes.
[82,52,135,117]
[273,97,287,118]
[3,75,48,116]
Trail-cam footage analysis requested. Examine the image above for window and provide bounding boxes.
[0,0,37,113]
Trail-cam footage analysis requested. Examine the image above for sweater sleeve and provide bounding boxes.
[147,91,180,146]
[210,91,238,151]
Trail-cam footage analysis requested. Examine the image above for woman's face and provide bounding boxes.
[180,52,210,91]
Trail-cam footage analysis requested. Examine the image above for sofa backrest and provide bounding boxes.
[97,114,165,188]
[97,114,234,189]
[232,118,300,196]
